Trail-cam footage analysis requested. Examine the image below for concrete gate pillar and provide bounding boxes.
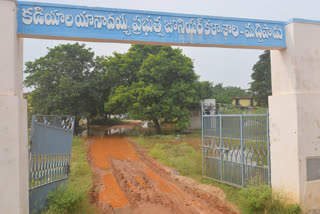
[269,20,320,213]
[0,0,28,213]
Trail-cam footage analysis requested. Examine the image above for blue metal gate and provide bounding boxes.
[201,103,270,187]
[29,115,75,214]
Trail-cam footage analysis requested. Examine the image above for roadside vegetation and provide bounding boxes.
[239,184,301,214]
[131,134,301,214]
[44,137,96,214]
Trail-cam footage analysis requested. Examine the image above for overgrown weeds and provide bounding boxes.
[239,184,301,214]
[43,137,96,214]
[45,186,84,214]
[150,142,202,176]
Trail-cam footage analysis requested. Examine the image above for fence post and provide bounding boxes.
[219,115,223,181]
[267,111,271,185]
[201,102,204,176]
[240,115,245,187]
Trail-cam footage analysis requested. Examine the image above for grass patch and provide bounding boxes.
[133,137,156,149]
[150,142,202,176]
[239,184,301,214]
[131,135,301,214]
[44,137,96,214]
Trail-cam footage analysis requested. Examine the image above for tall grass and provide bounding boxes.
[239,184,301,214]
[150,142,202,176]
[44,137,96,214]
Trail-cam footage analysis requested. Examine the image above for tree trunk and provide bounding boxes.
[87,117,90,137]
[153,118,161,134]
[74,117,80,135]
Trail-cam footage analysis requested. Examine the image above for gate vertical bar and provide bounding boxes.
[219,115,223,181]
[267,111,271,185]
[201,102,204,176]
[240,115,245,187]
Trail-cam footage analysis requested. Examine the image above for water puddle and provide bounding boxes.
[85,121,148,137]
[104,127,130,135]
[87,127,130,137]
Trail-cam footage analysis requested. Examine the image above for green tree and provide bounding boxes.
[197,82,248,104]
[101,45,163,91]
[103,45,174,116]
[24,43,105,131]
[250,50,271,107]
[197,81,215,100]
[105,45,199,133]
[197,81,249,104]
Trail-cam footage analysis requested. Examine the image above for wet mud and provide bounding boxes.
[87,134,239,214]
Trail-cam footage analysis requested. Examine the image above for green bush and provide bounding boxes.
[239,184,301,214]
[46,186,84,214]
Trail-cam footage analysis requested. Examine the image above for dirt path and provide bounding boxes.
[87,135,239,214]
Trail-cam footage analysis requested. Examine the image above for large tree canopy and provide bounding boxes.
[250,50,271,107]
[24,43,107,130]
[105,45,199,133]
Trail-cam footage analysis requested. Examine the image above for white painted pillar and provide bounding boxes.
[0,0,28,213]
[269,20,320,213]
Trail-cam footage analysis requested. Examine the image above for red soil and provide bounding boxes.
[134,176,146,190]
[90,137,140,169]
[99,173,130,208]
[88,134,239,214]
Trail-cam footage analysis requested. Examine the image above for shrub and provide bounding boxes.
[239,184,301,214]
[46,186,84,214]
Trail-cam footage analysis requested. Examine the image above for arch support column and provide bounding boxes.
[0,0,28,213]
[269,20,320,213]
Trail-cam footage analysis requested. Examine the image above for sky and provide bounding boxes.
[22,0,320,92]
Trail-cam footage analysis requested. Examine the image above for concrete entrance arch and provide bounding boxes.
[1,0,319,213]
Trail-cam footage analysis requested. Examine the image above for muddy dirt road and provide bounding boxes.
[87,136,238,214]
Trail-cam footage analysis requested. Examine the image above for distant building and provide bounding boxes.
[232,96,257,107]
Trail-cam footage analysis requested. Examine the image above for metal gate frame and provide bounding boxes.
[29,115,75,214]
[201,103,271,188]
